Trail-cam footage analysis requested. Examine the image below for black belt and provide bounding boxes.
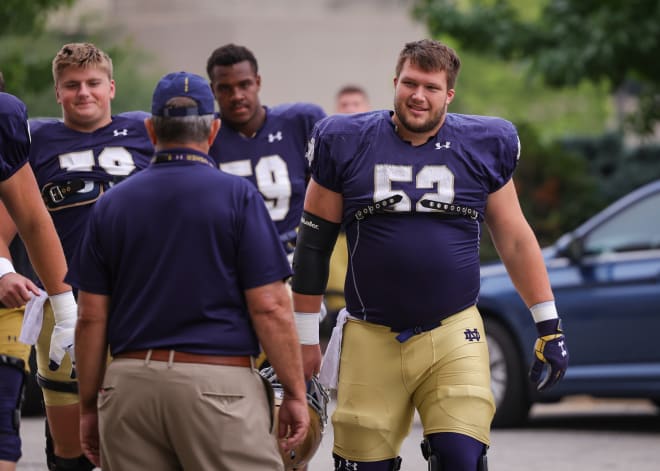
[351,195,480,223]
[41,180,85,206]
[354,195,403,221]
[419,199,481,220]
[36,372,78,394]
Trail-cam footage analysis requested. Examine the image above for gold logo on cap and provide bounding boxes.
[184,77,189,92]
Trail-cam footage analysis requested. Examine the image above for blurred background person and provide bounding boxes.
[334,84,370,114]
[324,84,373,325]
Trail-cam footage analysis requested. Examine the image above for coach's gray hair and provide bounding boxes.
[151,97,214,144]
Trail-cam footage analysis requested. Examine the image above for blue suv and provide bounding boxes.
[479,179,660,426]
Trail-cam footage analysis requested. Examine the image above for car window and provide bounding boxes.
[583,191,660,255]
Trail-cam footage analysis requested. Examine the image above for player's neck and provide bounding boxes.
[232,105,266,139]
[392,115,443,147]
[63,115,112,133]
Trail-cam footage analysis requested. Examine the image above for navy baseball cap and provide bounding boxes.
[151,71,215,117]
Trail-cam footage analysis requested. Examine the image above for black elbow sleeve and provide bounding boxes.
[291,211,341,295]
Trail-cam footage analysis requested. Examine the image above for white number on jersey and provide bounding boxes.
[220,155,291,221]
[57,147,137,193]
[374,164,455,211]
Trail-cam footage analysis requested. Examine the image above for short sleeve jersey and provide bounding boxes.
[309,111,520,330]
[209,103,326,239]
[0,93,30,181]
[28,113,153,263]
[66,149,292,356]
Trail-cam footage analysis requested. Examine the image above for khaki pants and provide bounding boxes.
[99,357,283,471]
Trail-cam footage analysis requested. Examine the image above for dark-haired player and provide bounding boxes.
[292,39,569,470]
[206,43,326,258]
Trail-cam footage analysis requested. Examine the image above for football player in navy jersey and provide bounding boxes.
[206,44,326,256]
[291,39,569,471]
[0,89,76,471]
[18,43,153,471]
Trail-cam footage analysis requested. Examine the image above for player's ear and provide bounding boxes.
[446,88,456,104]
[144,118,157,145]
[108,79,116,100]
[208,118,221,146]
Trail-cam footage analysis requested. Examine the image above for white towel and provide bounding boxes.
[19,289,48,345]
[319,308,353,390]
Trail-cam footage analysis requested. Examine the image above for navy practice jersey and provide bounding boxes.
[29,113,153,263]
[209,103,326,240]
[66,149,292,357]
[309,111,520,330]
[0,93,30,182]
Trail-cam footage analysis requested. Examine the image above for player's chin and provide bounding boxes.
[226,106,252,122]
[71,106,100,120]
[402,115,431,133]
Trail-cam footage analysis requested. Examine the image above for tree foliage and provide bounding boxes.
[413,0,660,133]
[0,1,162,116]
[446,50,609,142]
[0,0,75,35]
[480,123,602,261]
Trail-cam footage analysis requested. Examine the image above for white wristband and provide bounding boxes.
[49,291,77,323]
[0,257,16,279]
[294,312,320,345]
[530,301,559,323]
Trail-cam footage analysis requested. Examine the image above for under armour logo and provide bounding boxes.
[435,141,451,150]
[464,328,481,342]
[559,340,567,357]
[113,129,128,137]
[344,461,358,471]
[268,131,283,143]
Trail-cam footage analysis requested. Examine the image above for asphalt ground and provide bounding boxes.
[17,397,660,470]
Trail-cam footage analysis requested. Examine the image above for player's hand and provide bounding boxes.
[301,344,322,381]
[48,291,77,377]
[529,318,569,391]
[278,394,310,454]
[80,409,101,467]
[0,272,40,308]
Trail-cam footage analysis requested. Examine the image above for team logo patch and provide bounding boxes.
[464,328,481,342]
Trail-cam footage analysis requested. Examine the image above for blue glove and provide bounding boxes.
[529,318,568,391]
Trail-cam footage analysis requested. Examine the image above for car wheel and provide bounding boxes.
[484,318,530,427]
